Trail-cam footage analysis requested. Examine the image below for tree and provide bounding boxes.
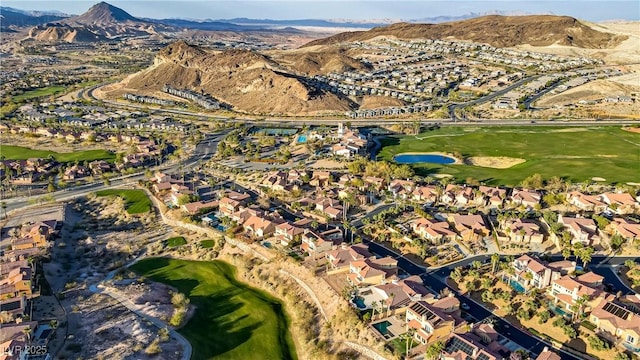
[472,260,482,270]
[425,341,444,360]
[1,201,6,219]
[521,173,543,189]
[47,183,55,193]
[610,234,625,252]
[576,246,594,269]
[614,352,630,360]
[562,247,572,260]
[491,253,500,275]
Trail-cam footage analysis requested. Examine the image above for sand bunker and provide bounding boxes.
[466,156,526,169]
[592,177,607,182]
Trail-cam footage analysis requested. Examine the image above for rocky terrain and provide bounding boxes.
[27,2,172,41]
[304,15,627,49]
[104,41,358,115]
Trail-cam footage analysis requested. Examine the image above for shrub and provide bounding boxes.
[145,339,162,355]
[588,335,610,351]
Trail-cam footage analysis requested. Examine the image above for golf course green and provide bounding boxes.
[130,258,297,360]
[0,145,114,162]
[378,126,640,185]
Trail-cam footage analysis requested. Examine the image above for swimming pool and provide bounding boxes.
[297,135,307,143]
[352,296,367,310]
[372,320,393,339]
[509,279,526,293]
[394,153,456,164]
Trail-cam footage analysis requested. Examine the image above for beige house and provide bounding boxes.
[590,298,640,351]
[406,295,466,345]
[502,219,544,243]
[600,192,638,215]
[558,214,600,246]
[411,217,457,244]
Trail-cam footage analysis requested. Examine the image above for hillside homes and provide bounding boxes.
[406,295,466,345]
[449,214,489,242]
[508,255,576,290]
[499,219,544,244]
[549,272,606,315]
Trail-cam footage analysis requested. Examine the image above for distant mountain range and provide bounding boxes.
[1,3,560,34]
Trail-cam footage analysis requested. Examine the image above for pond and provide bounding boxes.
[393,153,456,164]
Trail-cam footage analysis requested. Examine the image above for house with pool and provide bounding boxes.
[507,255,576,292]
[549,272,607,317]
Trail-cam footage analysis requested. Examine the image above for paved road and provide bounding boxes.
[360,239,639,360]
[2,131,226,215]
[83,83,640,127]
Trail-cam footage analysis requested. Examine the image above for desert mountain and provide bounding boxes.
[303,15,627,49]
[0,7,67,28]
[271,48,371,76]
[107,41,356,115]
[28,2,173,41]
[28,24,106,42]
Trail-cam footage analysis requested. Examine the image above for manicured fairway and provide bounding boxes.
[95,189,151,214]
[13,86,67,102]
[130,258,297,360]
[378,126,640,185]
[0,145,115,162]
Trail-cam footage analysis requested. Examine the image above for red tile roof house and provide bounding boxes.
[536,347,562,360]
[181,201,218,215]
[301,229,342,257]
[600,192,639,215]
[412,185,439,205]
[439,331,504,360]
[608,217,640,243]
[357,276,435,314]
[478,186,507,209]
[242,215,278,239]
[509,188,542,209]
[500,218,544,243]
[589,298,640,353]
[347,256,398,287]
[326,244,372,274]
[508,255,576,290]
[549,272,606,316]
[558,214,601,246]
[449,214,489,242]
[567,191,607,213]
[411,217,457,244]
[405,295,467,345]
[274,221,306,246]
[388,179,415,199]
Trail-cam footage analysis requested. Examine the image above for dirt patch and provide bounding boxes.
[465,156,526,169]
[623,127,640,134]
[308,159,347,169]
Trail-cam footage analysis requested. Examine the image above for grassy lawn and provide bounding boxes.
[130,258,297,360]
[166,236,187,248]
[13,86,67,102]
[378,126,640,185]
[199,239,215,248]
[0,145,115,162]
[95,189,151,214]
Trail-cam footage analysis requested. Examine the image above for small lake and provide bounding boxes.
[394,153,456,164]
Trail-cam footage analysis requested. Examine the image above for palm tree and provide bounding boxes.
[491,253,500,275]
[425,341,444,360]
[577,246,594,269]
[404,327,416,358]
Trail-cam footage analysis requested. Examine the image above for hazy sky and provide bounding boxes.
[3,1,639,21]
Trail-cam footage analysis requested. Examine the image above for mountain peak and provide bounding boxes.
[72,1,139,24]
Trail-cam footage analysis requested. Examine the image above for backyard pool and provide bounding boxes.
[297,135,308,143]
[372,320,393,339]
[509,279,526,294]
[352,296,367,310]
[394,153,456,164]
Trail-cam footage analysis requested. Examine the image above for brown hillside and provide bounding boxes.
[274,48,370,75]
[111,41,356,115]
[303,15,627,49]
[28,24,106,42]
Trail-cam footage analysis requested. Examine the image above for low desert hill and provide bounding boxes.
[303,15,627,49]
[537,77,640,107]
[270,47,370,75]
[105,41,356,115]
[28,24,106,42]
